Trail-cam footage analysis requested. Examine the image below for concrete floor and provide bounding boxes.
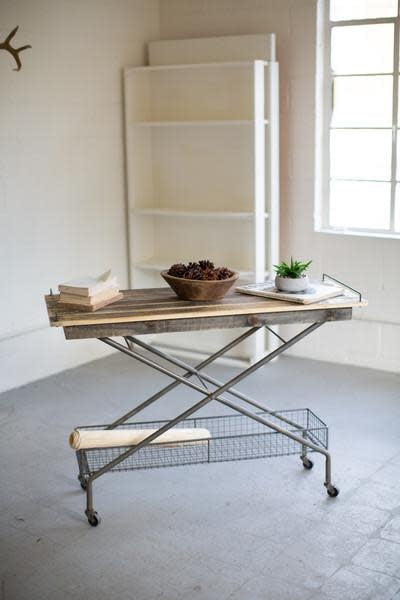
[1,351,400,600]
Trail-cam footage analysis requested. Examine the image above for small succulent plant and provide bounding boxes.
[274,257,312,279]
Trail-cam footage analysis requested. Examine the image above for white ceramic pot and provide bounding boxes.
[275,275,309,293]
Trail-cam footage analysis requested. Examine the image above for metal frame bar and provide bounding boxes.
[105,326,260,430]
[124,333,313,463]
[124,333,306,433]
[322,273,362,301]
[80,321,338,522]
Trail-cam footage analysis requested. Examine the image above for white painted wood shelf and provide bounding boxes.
[123,34,279,361]
[125,60,268,73]
[130,120,269,127]
[132,208,269,219]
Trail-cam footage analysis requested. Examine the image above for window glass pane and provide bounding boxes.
[395,185,400,231]
[332,75,393,127]
[330,0,397,21]
[331,129,392,180]
[331,24,394,74]
[329,180,391,229]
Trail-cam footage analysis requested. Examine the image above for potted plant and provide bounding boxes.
[274,258,312,293]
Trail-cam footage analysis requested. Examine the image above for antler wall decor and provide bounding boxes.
[0,26,31,71]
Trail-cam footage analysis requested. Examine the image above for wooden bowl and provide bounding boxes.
[161,270,239,301]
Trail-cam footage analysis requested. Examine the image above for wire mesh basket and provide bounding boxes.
[76,409,328,477]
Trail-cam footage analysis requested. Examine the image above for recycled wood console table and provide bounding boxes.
[45,286,366,526]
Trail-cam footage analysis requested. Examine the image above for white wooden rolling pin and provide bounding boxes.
[69,428,211,450]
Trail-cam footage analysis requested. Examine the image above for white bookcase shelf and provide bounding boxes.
[123,34,279,361]
[132,208,269,219]
[125,60,265,72]
[131,120,269,127]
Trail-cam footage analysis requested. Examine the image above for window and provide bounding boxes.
[318,0,400,236]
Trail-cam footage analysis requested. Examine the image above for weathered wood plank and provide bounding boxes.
[63,308,352,339]
[44,288,365,331]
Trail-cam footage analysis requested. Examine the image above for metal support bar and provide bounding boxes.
[81,320,340,520]
[125,336,210,390]
[94,321,325,481]
[124,336,332,463]
[264,325,287,344]
[126,335,306,433]
[322,273,362,302]
[105,326,260,430]
[129,341,328,466]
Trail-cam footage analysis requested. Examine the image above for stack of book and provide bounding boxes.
[58,270,123,311]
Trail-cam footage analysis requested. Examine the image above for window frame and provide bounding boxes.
[315,0,400,238]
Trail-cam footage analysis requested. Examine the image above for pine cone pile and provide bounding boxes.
[167,260,234,281]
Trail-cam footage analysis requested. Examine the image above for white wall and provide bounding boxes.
[158,0,400,374]
[2,0,398,395]
[0,0,159,393]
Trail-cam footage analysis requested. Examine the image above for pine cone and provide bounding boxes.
[202,267,218,280]
[185,266,203,280]
[168,263,187,278]
[199,259,215,271]
[187,261,200,271]
[216,267,233,280]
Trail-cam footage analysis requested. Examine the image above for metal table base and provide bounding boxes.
[76,321,340,527]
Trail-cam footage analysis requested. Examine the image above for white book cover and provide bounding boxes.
[235,280,344,305]
[58,270,118,297]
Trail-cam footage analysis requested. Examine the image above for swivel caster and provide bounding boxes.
[86,510,101,527]
[78,475,87,490]
[326,484,340,498]
[301,457,314,470]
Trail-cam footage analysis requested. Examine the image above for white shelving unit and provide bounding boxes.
[123,34,279,361]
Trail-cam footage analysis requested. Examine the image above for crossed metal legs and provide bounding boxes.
[79,322,339,525]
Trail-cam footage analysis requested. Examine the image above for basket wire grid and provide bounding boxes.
[76,409,328,477]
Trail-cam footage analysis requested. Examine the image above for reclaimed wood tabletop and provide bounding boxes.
[44,288,366,339]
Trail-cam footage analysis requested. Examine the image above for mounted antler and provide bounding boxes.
[0,26,31,71]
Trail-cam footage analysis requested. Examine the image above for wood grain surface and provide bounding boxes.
[44,287,366,330]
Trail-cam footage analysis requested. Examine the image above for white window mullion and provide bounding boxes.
[331,16,397,27]
[315,0,331,230]
[390,4,400,232]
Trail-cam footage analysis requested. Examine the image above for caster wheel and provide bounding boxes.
[86,512,101,527]
[78,475,87,490]
[326,485,340,498]
[302,457,314,470]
